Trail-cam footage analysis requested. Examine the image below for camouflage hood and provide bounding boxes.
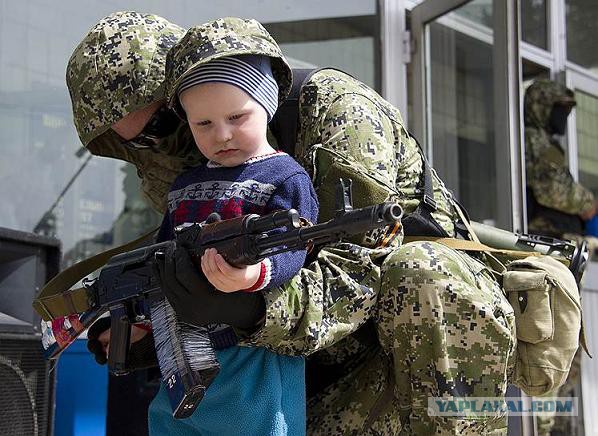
[66,12,204,213]
[164,17,292,118]
[524,79,576,130]
[66,11,185,146]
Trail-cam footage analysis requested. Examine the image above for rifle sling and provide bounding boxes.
[402,236,572,265]
[33,226,159,321]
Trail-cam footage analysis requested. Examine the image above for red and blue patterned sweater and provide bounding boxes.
[157,152,319,291]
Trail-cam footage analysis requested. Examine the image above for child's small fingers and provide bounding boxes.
[215,254,235,275]
[207,251,220,274]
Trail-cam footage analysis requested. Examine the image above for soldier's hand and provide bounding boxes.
[155,244,265,329]
[201,248,262,292]
[87,317,111,364]
[87,318,149,365]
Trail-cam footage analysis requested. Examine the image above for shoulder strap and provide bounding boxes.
[270,67,353,152]
[269,68,317,152]
[407,131,438,213]
[33,226,159,321]
[402,236,554,261]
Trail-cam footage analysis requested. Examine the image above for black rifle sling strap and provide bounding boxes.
[33,226,159,321]
[270,67,353,152]
[269,68,313,153]
[402,133,449,237]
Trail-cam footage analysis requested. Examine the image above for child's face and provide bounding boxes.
[180,82,271,167]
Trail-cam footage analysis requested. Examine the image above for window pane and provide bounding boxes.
[522,59,550,87]
[566,0,598,71]
[0,0,379,267]
[453,0,493,28]
[576,90,598,197]
[427,3,499,225]
[521,0,548,50]
[267,15,380,90]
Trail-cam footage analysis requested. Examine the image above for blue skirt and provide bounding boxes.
[148,346,305,436]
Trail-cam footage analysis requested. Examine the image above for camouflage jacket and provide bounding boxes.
[245,69,458,354]
[163,17,458,354]
[66,11,203,212]
[525,79,594,221]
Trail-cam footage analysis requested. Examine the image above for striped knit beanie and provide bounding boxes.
[177,54,279,121]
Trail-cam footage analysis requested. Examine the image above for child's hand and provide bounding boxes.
[200,248,261,292]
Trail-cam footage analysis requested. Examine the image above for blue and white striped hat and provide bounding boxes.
[177,54,279,121]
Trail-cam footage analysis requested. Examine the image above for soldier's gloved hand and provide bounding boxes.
[87,317,111,365]
[155,244,266,329]
[87,318,157,369]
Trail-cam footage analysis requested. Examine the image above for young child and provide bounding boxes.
[149,53,319,435]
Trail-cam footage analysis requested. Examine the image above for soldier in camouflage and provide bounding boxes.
[67,13,517,435]
[66,11,204,212]
[525,79,597,237]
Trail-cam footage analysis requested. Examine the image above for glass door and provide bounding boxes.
[410,0,525,232]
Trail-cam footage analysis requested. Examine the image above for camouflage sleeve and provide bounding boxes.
[238,243,390,355]
[305,93,404,245]
[526,129,595,216]
[304,93,401,202]
[239,93,403,354]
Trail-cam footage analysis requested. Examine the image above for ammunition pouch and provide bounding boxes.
[311,145,400,247]
[504,255,587,396]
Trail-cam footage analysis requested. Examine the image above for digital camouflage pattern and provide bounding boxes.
[296,69,456,237]
[524,79,595,234]
[67,11,184,146]
[165,18,517,434]
[67,14,518,434]
[66,11,203,212]
[298,241,516,435]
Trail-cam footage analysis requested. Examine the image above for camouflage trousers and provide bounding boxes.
[307,241,517,435]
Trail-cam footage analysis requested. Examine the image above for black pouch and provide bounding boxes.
[402,202,448,237]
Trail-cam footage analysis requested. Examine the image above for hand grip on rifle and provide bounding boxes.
[155,244,267,329]
[50,178,401,419]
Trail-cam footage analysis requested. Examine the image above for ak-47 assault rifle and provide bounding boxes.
[38,179,402,419]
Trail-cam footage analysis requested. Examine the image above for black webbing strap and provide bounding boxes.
[269,68,317,152]
[270,67,354,152]
[408,131,437,212]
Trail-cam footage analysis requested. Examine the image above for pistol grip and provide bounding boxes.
[108,304,131,375]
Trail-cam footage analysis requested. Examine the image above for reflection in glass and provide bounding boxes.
[427,6,497,224]
[576,90,598,197]
[268,16,380,90]
[521,0,547,50]
[454,0,493,28]
[567,0,598,72]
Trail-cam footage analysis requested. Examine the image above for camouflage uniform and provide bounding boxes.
[66,11,203,212]
[165,18,516,434]
[68,14,517,435]
[524,79,595,236]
